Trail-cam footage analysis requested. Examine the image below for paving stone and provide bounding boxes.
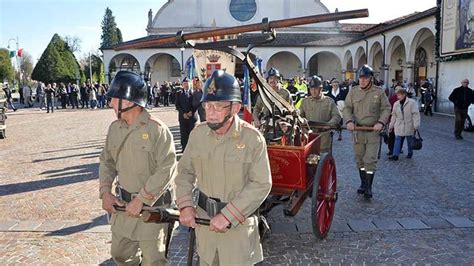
[9,220,43,231]
[444,217,474,228]
[397,218,430,230]
[421,217,454,229]
[347,219,378,232]
[35,221,67,231]
[372,218,403,230]
[0,221,18,231]
[329,222,353,232]
[270,222,297,234]
[295,221,313,233]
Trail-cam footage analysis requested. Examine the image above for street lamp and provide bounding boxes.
[7,37,19,89]
[180,47,185,78]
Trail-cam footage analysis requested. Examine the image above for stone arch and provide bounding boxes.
[369,42,384,80]
[307,51,342,81]
[354,46,367,69]
[145,53,181,84]
[408,28,436,86]
[387,36,407,83]
[266,51,303,79]
[386,36,407,65]
[343,50,353,71]
[408,28,436,62]
[108,53,141,76]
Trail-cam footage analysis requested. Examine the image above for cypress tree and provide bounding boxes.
[101,7,123,47]
[32,34,80,84]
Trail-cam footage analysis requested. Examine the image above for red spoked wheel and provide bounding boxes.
[311,153,337,239]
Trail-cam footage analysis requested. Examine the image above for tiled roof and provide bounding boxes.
[340,23,376,32]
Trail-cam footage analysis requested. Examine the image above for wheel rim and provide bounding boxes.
[315,157,337,236]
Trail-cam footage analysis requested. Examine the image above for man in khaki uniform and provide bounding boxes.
[99,71,177,265]
[175,70,272,265]
[343,65,390,199]
[299,76,341,153]
[252,67,293,126]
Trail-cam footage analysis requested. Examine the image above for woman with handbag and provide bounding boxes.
[389,87,421,161]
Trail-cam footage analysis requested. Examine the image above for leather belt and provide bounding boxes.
[193,189,227,218]
[116,186,172,207]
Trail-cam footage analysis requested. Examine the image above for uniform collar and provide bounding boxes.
[207,115,242,140]
[119,109,149,129]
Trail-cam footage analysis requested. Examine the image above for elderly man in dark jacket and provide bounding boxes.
[449,79,474,140]
[175,78,197,151]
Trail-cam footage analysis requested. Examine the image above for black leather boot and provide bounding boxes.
[364,172,374,199]
[357,169,366,194]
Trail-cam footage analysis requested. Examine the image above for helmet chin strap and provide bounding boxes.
[117,98,138,119]
[207,103,233,131]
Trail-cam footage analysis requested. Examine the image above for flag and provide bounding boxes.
[17,48,23,57]
[242,65,252,123]
[9,51,15,58]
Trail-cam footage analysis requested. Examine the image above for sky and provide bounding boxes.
[0,0,436,64]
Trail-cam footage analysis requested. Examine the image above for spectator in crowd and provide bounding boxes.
[2,84,17,111]
[406,83,415,98]
[326,79,347,116]
[153,82,160,107]
[449,79,474,140]
[97,84,106,109]
[161,81,171,107]
[389,87,420,161]
[423,86,435,116]
[80,83,89,109]
[387,85,404,156]
[70,84,79,109]
[45,83,55,113]
[58,83,68,109]
[36,82,46,110]
[175,78,197,151]
[89,84,98,109]
[192,77,205,122]
[23,85,33,108]
[19,86,24,104]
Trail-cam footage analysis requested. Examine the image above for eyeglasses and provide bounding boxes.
[202,102,232,112]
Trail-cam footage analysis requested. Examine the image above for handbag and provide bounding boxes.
[412,130,423,150]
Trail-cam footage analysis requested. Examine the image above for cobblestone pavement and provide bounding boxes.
[0,105,473,265]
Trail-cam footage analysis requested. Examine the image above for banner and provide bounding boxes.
[441,0,474,55]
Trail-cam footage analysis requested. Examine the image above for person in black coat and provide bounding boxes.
[449,79,474,139]
[175,78,197,151]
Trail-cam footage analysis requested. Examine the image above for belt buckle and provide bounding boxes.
[115,185,124,201]
[206,198,218,218]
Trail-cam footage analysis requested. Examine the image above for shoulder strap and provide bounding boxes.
[116,129,135,161]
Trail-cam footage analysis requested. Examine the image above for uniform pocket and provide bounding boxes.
[191,153,209,179]
[224,150,252,189]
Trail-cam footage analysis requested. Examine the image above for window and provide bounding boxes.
[229,0,257,22]
[171,58,181,77]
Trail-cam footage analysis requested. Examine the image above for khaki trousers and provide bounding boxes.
[352,131,380,172]
[111,232,167,266]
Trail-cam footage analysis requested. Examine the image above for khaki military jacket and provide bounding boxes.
[253,87,293,117]
[99,110,177,240]
[299,95,341,152]
[175,116,272,265]
[343,84,391,127]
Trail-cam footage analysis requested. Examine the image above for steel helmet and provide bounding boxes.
[309,75,323,88]
[266,67,281,80]
[201,70,241,103]
[357,65,374,78]
[106,70,147,108]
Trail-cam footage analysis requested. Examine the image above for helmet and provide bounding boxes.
[358,65,374,78]
[106,70,147,107]
[201,70,241,103]
[309,75,323,88]
[266,67,281,79]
